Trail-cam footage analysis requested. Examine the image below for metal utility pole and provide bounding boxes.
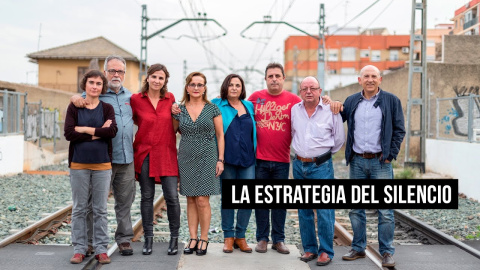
[318,4,326,91]
[292,46,299,94]
[240,3,326,91]
[404,0,427,173]
[138,5,227,91]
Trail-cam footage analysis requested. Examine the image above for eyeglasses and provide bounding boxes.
[107,69,125,75]
[300,87,320,93]
[188,83,205,88]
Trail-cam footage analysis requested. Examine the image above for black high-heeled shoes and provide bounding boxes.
[196,239,209,256]
[142,237,153,255]
[167,237,178,255]
[183,238,198,254]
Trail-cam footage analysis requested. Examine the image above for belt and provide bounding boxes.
[296,151,332,165]
[355,152,382,159]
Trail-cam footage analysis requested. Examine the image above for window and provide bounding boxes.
[371,50,381,62]
[340,67,356,74]
[427,40,435,47]
[360,49,370,58]
[341,47,356,61]
[328,49,339,61]
[77,67,89,93]
[389,50,399,61]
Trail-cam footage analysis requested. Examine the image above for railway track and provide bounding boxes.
[0,174,166,268]
[288,208,480,269]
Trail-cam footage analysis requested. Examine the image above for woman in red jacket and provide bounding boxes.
[130,64,180,255]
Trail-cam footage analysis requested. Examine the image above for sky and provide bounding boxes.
[0,0,470,99]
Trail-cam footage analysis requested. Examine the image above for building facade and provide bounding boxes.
[27,37,140,93]
[284,34,410,91]
[452,0,480,35]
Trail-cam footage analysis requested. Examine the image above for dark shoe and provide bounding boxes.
[316,252,332,266]
[342,249,366,261]
[95,253,111,264]
[184,238,198,254]
[168,237,178,255]
[196,239,209,256]
[382,253,395,267]
[255,240,268,253]
[70,253,85,264]
[142,237,153,255]
[299,252,318,262]
[223,237,234,253]
[271,242,290,254]
[118,242,133,256]
[234,238,252,253]
[86,245,94,257]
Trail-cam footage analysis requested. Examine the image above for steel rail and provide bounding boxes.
[395,209,480,259]
[0,204,72,248]
[334,221,384,269]
[82,194,165,270]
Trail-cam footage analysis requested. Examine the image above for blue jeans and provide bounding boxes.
[221,163,255,238]
[254,159,289,243]
[70,169,111,255]
[293,157,335,258]
[139,155,180,238]
[349,155,395,255]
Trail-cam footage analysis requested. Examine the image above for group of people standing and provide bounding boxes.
[64,55,405,268]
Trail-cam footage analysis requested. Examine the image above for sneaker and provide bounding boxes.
[95,253,111,264]
[118,242,133,256]
[70,253,85,264]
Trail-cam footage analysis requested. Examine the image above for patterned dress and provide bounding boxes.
[173,103,221,196]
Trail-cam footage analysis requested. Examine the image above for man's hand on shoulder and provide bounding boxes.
[330,101,344,115]
[71,95,88,108]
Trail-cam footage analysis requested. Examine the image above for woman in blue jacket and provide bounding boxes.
[212,74,257,254]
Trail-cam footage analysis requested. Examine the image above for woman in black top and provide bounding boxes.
[64,70,117,264]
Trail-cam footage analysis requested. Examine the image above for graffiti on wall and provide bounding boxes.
[25,109,61,140]
[440,86,480,136]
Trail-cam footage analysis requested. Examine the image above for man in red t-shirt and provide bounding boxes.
[248,63,301,254]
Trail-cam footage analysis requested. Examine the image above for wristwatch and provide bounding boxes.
[217,159,225,163]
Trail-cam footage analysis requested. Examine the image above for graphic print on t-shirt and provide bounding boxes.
[254,101,292,131]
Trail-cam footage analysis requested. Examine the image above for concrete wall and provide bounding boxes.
[36,59,140,93]
[426,139,480,200]
[0,135,24,175]
[443,35,480,64]
[0,80,73,120]
[23,141,68,171]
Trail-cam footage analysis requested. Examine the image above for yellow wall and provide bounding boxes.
[37,59,140,93]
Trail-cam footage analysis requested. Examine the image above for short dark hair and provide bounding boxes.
[80,70,108,94]
[141,63,170,98]
[265,62,285,79]
[220,74,246,100]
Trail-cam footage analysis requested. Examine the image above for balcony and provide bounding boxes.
[464,17,478,30]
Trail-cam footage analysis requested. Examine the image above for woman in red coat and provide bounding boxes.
[130,64,180,255]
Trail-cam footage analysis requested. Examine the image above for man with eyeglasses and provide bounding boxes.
[70,55,135,256]
[330,65,405,268]
[291,76,344,266]
[247,62,301,255]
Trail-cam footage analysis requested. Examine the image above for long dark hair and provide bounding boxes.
[141,63,169,98]
[220,74,246,100]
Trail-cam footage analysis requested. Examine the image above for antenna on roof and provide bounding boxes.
[37,23,42,51]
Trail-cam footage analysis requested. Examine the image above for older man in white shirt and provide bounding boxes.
[291,76,345,266]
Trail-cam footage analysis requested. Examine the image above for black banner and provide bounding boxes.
[221,179,458,209]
